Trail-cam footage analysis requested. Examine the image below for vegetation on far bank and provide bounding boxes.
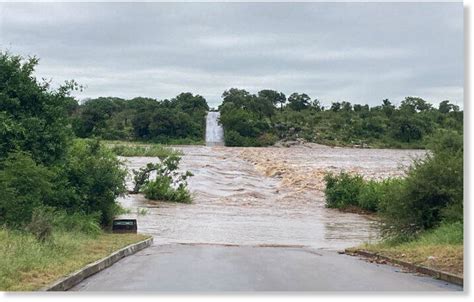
[66,85,462,149]
[218,88,462,148]
[70,93,209,144]
[324,129,463,275]
[0,228,149,291]
[100,140,182,157]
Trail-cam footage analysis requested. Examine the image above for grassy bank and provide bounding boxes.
[0,229,150,291]
[73,139,183,157]
[349,222,463,276]
[106,141,182,157]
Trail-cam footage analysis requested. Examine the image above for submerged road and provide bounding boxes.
[72,146,461,291]
[72,244,460,291]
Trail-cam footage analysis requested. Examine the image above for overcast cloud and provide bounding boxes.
[0,2,463,108]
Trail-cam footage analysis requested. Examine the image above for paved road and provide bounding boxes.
[72,243,461,291]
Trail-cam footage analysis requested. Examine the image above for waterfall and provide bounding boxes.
[205,111,224,146]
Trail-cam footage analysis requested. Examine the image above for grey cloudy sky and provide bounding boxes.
[0,2,463,108]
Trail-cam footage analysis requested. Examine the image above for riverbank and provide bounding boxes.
[0,229,150,291]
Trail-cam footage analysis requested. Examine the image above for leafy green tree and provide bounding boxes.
[288,93,310,111]
[330,102,341,112]
[258,89,286,111]
[310,99,323,112]
[400,97,432,113]
[0,52,77,165]
[381,99,395,117]
[438,100,459,114]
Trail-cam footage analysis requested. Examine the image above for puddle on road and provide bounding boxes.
[118,146,425,250]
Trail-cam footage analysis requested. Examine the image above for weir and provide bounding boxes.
[205,111,224,146]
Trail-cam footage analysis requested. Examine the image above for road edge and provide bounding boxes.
[345,249,463,287]
[40,236,154,291]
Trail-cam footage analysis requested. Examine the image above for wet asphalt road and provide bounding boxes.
[72,243,461,292]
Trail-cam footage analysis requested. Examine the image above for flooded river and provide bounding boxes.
[118,145,425,250]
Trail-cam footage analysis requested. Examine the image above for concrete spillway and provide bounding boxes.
[205,111,224,146]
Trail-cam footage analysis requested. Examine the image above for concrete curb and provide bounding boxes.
[345,249,463,287]
[41,237,153,291]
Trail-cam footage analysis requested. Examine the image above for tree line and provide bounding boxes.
[218,88,463,148]
[70,93,209,144]
[69,87,462,149]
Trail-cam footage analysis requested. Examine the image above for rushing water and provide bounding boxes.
[205,112,224,146]
[118,146,425,250]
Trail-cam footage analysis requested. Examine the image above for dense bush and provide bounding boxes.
[0,52,129,233]
[0,52,76,165]
[0,152,54,228]
[51,139,127,226]
[323,130,463,240]
[378,130,463,237]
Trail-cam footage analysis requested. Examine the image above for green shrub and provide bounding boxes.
[378,130,463,237]
[0,152,54,228]
[324,172,364,209]
[357,179,399,212]
[51,139,127,226]
[357,180,382,212]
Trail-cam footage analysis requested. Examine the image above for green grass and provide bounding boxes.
[0,228,150,291]
[352,222,463,276]
[104,141,182,157]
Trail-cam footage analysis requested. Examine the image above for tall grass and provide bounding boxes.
[0,229,149,291]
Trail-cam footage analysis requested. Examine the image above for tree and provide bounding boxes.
[330,102,341,112]
[341,101,352,112]
[400,97,432,113]
[221,88,252,109]
[0,52,77,165]
[311,99,323,111]
[173,92,209,114]
[288,93,311,111]
[438,100,459,114]
[381,99,395,117]
[258,89,286,111]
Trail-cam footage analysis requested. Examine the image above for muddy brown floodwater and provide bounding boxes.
[118,145,425,250]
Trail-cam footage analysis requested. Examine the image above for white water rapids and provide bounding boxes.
[205,111,224,146]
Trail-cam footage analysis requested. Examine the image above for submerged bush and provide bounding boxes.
[132,155,193,203]
[324,172,364,209]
